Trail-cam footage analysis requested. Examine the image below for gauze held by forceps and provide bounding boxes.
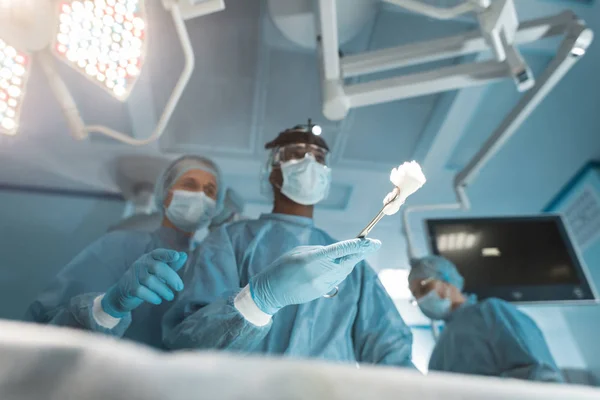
[325,161,426,299]
[358,161,426,238]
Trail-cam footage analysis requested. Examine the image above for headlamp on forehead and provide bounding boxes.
[293,118,321,135]
[265,119,330,151]
[285,118,322,136]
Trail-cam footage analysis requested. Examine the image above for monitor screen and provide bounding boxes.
[425,215,596,303]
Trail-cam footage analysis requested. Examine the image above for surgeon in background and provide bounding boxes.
[408,255,564,382]
[25,155,225,349]
[163,121,413,367]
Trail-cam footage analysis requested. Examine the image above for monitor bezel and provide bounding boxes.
[425,214,600,305]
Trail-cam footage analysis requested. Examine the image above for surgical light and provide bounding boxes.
[0,0,225,142]
[52,0,147,101]
[0,38,30,135]
[311,124,322,136]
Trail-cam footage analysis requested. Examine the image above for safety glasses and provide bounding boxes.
[272,143,329,166]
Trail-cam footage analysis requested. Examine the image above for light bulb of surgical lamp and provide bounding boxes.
[1,117,16,132]
[0,38,30,136]
[312,125,322,135]
[52,0,147,101]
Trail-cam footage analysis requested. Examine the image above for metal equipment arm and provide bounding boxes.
[402,17,593,257]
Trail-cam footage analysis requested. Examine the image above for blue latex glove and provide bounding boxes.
[249,238,381,315]
[102,249,188,318]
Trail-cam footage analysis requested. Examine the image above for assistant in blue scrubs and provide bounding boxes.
[408,255,564,382]
[163,122,414,366]
[25,155,225,349]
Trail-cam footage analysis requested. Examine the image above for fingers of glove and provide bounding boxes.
[145,261,184,292]
[322,238,381,260]
[281,246,323,260]
[141,275,175,301]
[167,252,188,272]
[148,248,182,263]
[335,252,369,268]
[134,286,163,305]
[290,245,322,253]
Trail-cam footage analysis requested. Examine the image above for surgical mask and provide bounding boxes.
[280,154,331,205]
[166,190,216,232]
[417,290,452,320]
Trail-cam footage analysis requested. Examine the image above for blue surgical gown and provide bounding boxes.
[429,298,564,382]
[163,213,414,366]
[25,226,192,349]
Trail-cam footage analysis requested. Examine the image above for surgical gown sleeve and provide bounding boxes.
[352,263,414,367]
[163,225,271,351]
[25,232,136,337]
[486,300,564,383]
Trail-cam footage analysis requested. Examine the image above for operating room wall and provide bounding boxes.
[544,168,600,377]
[562,253,600,376]
[0,189,125,320]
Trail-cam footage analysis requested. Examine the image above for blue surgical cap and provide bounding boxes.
[408,255,464,291]
[154,155,225,214]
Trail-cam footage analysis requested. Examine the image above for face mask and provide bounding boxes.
[417,290,452,320]
[166,190,216,233]
[280,154,331,205]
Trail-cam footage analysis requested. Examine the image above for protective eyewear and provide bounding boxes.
[272,143,329,166]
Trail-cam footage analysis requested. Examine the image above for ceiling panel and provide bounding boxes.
[340,94,440,166]
[360,5,476,51]
[149,0,262,153]
[261,47,341,152]
[183,1,262,80]
[161,77,257,152]
[338,7,475,167]
[446,53,553,170]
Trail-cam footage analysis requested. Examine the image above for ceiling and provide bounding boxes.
[0,0,594,231]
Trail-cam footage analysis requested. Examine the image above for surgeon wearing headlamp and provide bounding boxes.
[163,121,414,368]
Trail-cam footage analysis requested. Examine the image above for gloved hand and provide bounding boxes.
[249,238,381,315]
[101,249,188,318]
